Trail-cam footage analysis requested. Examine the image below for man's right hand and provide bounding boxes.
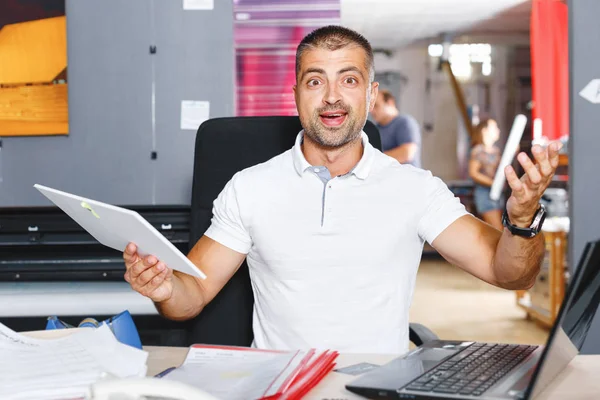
[123,242,174,303]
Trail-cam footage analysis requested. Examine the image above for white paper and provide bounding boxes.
[34,184,207,280]
[490,114,527,201]
[181,100,210,130]
[165,346,309,400]
[0,324,148,400]
[183,0,214,10]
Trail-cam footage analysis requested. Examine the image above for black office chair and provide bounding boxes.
[187,116,438,347]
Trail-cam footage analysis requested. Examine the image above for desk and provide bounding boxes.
[145,346,600,399]
[23,330,600,399]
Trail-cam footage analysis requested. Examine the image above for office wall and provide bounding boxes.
[0,0,234,206]
[569,0,600,354]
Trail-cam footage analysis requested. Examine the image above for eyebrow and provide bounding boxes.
[338,66,364,79]
[301,67,326,80]
[301,66,365,81]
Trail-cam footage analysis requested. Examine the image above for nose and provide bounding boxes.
[323,81,342,105]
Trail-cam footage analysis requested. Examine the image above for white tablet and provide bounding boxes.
[34,184,206,279]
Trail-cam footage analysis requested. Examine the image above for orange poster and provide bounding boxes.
[0,0,68,136]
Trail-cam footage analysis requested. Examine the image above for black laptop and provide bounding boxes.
[346,239,600,399]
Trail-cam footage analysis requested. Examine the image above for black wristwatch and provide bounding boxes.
[502,204,547,238]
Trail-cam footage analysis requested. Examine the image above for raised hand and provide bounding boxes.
[504,141,562,227]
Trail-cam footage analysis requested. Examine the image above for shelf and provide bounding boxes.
[515,230,567,329]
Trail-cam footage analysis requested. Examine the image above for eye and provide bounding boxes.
[307,79,321,87]
[344,77,358,85]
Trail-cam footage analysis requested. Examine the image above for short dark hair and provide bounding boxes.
[295,25,374,83]
[379,89,396,104]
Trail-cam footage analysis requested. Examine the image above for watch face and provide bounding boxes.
[531,205,547,232]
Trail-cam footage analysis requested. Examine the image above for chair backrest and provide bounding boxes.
[187,115,382,346]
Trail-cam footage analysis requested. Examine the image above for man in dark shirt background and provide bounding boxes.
[370,89,422,168]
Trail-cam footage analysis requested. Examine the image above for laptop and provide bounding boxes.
[346,239,600,399]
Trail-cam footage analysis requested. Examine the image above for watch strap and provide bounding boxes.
[502,205,546,238]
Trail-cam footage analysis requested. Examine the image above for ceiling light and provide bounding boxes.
[428,44,443,57]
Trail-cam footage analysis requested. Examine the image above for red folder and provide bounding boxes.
[277,350,339,400]
[166,344,338,399]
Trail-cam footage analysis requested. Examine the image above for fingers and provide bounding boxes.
[531,145,553,177]
[516,152,542,188]
[126,254,158,280]
[505,165,524,195]
[123,256,170,290]
[123,242,138,265]
[506,142,563,225]
[548,141,562,169]
[137,261,166,286]
[122,247,173,301]
[141,268,171,293]
[124,265,171,298]
[516,142,562,191]
[125,242,137,255]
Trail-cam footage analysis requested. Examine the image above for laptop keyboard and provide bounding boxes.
[403,343,538,397]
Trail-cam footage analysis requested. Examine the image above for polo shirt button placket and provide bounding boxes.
[326,183,333,221]
[320,179,331,227]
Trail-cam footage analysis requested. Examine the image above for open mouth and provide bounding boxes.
[319,111,348,127]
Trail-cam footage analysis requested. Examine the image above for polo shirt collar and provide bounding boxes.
[292,130,373,180]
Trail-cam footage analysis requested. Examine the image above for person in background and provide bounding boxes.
[469,118,504,230]
[370,89,422,167]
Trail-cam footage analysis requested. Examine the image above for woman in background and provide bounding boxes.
[469,118,504,230]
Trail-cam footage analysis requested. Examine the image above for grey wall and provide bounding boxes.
[0,0,234,206]
[569,0,600,354]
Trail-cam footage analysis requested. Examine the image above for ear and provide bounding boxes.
[293,84,304,115]
[368,81,379,112]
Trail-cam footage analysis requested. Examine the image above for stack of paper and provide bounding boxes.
[163,344,338,400]
[0,323,148,400]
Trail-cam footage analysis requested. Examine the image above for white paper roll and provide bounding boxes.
[490,114,527,201]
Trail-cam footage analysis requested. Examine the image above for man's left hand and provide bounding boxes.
[504,141,563,228]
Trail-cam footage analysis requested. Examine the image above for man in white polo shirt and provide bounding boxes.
[123,26,562,354]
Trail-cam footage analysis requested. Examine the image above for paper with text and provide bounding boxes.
[0,323,148,400]
[164,345,312,400]
[181,100,210,130]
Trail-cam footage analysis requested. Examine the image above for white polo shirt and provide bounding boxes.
[204,131,468,354]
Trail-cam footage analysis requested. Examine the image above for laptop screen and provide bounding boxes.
[526,239,600,398]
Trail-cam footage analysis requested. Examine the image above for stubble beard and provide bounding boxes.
[302,104,365,149]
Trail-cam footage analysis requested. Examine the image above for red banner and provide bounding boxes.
[530,0,569,141]
[234,1,341,116]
